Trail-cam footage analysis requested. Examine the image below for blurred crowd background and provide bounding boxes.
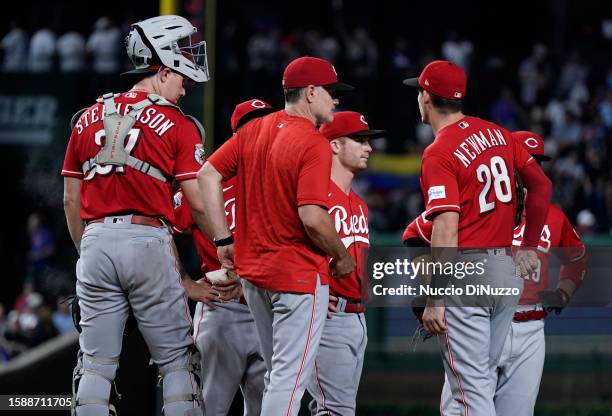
[0,0,610,364]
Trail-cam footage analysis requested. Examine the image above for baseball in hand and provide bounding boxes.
[206,268,231,284]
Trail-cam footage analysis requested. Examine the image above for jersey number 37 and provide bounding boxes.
[476,156,512,214]
[84,128,141,180]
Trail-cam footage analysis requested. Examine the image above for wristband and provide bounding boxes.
[214,235,234,247]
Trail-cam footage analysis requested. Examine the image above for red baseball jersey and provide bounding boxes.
[208,111,332,294]
[61,90,204,225]
[402,211,432,244]
[173,178,237,275]
[327,180,369,301]
[512,204,586,305]
[420,116,534,247]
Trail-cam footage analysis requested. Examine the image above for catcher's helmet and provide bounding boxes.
[123,15,209,83]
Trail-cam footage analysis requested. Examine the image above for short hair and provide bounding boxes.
[419,87,463,114]
[284,87,304,104]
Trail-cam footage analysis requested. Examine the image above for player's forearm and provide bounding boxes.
[299,204,350,261]
[430,212,458,262]
[519,163,552,247]
[558,253,587,294]
[195,164,231,240]
[63,178,84,254]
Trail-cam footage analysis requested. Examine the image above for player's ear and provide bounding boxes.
[329,139,342,155]
[159,67,172,83]
[305,85,316,104]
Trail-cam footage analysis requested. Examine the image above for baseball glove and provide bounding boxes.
[410,296,432,350]
[63,294,82,333]
[537,289,569,315]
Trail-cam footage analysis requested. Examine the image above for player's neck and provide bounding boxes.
[430,111,465,135]
[284,102,316,125]
[331,160,354,195]
[131,79,158,96]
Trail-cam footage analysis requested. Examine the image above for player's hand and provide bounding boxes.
[537,289,569,315]
[422,298,447,335]
[327,294,339,319]
[183,278,218,309]
[212,270,242,301]
[214,282,243,302]
[217,244,235,270]
[330,254,356,278]
[514,248,539,277]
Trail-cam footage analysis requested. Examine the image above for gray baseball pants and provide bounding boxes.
[74,217,202,416]
[307,310,368,416]
[193,299,265,415]
[241,275,328,416]
[439,252,522,416]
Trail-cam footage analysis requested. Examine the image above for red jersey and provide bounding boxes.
[420,116,534,247]
[173,178,237,274]
[402,212,432,244]
[327,181,369,301]
[61,90,204,225]
[208,111,332,294]
[512,204,586,305]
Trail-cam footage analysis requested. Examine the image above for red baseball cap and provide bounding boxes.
[282,56,354,91]
[319,111,385,141]
[511,130,552,161]
[403,60,467,100]
[230,99,275,133]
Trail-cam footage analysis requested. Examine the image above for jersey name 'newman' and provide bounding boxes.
[452,128,508,168]
[75,103,175,137]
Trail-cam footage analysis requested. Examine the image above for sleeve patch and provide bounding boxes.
[428,185,446,203]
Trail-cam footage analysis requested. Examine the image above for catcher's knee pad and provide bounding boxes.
[158,345,204,416]
[72,350,119,416]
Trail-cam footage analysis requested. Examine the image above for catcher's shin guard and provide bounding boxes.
[158,345,204,416]
[72,350,120,416]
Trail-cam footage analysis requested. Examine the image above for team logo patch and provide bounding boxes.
[454,92,462,98]
[428,185,446,203]
[194,144,205,165]
[459,121,469,129]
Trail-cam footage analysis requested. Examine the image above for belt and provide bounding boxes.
[87,215,164,228]
[461,248,512,256]
[513,309,547,322]
[332,297,366,314]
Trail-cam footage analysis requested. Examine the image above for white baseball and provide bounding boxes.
[205,268,230,284]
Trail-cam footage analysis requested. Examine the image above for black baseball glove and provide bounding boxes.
[62,295,82,333]
[537,289,569,315]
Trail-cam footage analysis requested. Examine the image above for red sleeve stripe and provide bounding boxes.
[568,246,587,262]
[425,205,461,216]
[61,170,84,177]
[175,171,199,178]
[415,220,431,245]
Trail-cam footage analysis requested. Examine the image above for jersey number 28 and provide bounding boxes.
[476,156,512,214]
